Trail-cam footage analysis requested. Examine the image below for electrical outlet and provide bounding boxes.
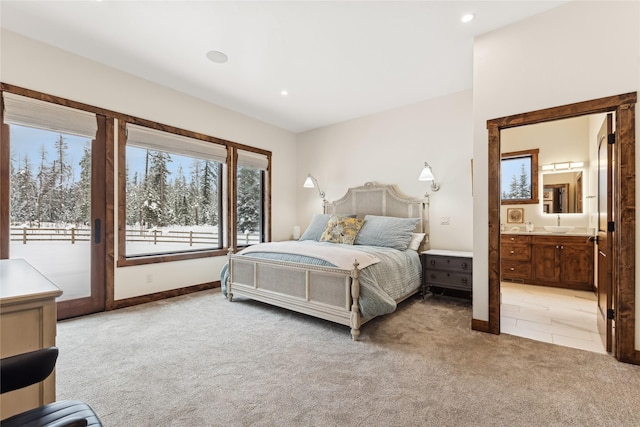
[440,217,450,225]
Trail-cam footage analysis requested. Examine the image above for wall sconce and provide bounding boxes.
[541,161,586,171]
[303,173,326,200]
[418,162,440,192]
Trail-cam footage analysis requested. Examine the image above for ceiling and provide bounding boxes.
[0,1,569,133]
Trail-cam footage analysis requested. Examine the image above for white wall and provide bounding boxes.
[1,30,298,300]
[296,90,474,252]
[472,1,640,348]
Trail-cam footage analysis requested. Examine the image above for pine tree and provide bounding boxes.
[518,163,530,198]
[77,143,92,225]
[10,154,38,225]
[142,150,172,227]
[201,160,219,225]
[237,166,261,234]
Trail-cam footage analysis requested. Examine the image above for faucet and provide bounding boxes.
[557,215,561,226]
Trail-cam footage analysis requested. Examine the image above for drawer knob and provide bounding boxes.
[461,278,467,284]
[510,267,515,271]
[430,260,436,266]
[461,262,468,268]
[509,250,515,254]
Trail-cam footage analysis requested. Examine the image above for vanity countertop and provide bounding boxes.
[501,227,595,237]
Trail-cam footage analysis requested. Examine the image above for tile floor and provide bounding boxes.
[500,281,607,354]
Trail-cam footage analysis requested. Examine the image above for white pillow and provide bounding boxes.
[407,233,426,251]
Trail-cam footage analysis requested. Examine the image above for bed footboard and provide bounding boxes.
[227,252,363,340]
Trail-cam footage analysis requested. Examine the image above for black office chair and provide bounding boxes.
[1,346,102,427]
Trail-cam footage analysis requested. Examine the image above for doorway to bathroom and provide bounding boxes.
[485,92,637,364]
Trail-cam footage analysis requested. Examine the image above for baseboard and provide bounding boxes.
[112,281,220,310]
[471,318,491,333]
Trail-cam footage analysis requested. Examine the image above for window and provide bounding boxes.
[118,122,227,265]
[117,121,272,266]
[501,149,539,205]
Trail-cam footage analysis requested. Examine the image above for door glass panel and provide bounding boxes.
[236,165,263,247]
[9,125,91,301]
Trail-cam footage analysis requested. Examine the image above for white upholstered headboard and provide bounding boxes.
[323,182,428,237]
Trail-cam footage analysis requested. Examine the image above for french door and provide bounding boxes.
[1,92,106,319]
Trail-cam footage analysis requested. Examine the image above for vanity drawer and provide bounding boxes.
[423,255,472,273]
[424,270,472,291]
[501,234,531,244]
[501,261,531,280]
[500,244,531,261]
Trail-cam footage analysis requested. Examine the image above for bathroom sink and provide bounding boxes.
[543,226,575,233]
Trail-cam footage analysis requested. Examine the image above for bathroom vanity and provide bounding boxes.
[501,230,594,291]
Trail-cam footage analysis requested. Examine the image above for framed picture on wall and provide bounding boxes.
[506,208,524,224]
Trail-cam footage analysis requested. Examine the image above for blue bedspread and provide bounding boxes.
[220,241,421,321]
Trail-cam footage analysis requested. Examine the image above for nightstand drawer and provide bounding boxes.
[423,255,472,273]
[424,270,472,291]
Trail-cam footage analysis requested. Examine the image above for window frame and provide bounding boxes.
[117,118,271,267]
[500,148,539,205]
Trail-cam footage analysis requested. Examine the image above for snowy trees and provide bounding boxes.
[9,135,89,226]
[11,132,264,244]
[125,147,222,230]
[502,162,531,200]
[237,166,262,234]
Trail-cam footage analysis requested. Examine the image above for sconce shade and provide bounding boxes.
[303,173,326,200]
[418,163,436,181]
[303,175,315,188]
[418,162,440,192]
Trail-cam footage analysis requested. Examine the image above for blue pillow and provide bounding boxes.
[354,215,419,250]
[299,214,331,241]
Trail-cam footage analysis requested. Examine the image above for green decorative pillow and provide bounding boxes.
[319,216,365,245]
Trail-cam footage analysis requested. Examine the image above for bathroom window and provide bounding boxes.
[501,148,539,205]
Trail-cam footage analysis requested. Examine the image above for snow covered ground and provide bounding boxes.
[10,241,90,301]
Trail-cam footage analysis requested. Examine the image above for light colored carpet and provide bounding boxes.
[56,290,640,426]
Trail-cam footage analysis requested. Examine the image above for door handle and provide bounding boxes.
[94,219,101,244]
[588,236,599,244]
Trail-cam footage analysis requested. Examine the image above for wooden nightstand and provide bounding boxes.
[421,249,473,298]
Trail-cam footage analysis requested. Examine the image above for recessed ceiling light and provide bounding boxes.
[280,90,289,96]
[461,13,475,23]
[206,50,229,64]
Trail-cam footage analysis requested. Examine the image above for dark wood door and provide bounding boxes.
[597,113,614,352]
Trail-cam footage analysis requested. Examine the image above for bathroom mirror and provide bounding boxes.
[541,171,583,213]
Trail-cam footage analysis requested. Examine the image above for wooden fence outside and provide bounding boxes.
[9,227,259,246]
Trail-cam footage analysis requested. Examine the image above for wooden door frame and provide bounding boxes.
[483,92,638,365]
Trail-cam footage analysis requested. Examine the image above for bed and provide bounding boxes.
[221,182,428,340]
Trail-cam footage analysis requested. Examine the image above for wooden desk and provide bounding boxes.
[1,258,63,420]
